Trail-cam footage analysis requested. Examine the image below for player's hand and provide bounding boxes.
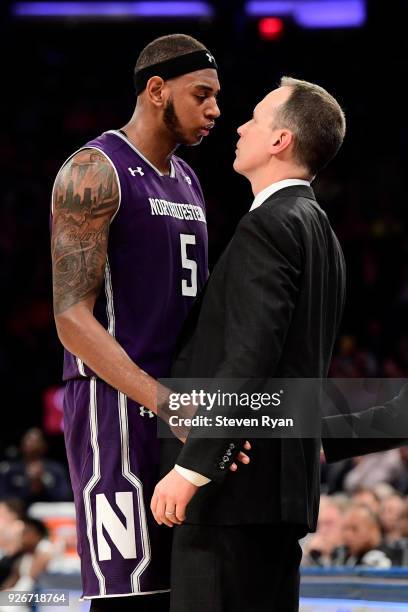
[229,440,251,472]
[151,469,198,527]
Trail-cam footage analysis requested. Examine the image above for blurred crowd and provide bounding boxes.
[0,428,71,592]
[303,485,408,568]
[300,447,408,569]
[0,503,54,592]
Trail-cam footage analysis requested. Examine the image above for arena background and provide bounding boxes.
[1,1,408,610]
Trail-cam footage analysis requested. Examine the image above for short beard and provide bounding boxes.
[163,97,190,145]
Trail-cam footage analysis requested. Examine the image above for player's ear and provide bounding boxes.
[270,129,294,155]
[146,76,166,107]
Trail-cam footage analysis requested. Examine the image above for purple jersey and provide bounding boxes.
[54,131,208,599]
[55,129,208,381]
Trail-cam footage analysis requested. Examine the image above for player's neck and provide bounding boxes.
[121,116,177,175]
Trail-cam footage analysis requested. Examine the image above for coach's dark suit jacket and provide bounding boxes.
[161,184,346,532]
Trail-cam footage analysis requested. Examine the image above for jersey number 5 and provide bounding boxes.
[180,234,197,297]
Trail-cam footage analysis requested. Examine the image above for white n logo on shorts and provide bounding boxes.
[96,492,137,561]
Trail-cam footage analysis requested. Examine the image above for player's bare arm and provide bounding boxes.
[52,149,166,413]
[52,149,118,315]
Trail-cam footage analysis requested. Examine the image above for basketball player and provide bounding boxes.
[51,34,235,611]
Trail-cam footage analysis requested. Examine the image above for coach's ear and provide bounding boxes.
[145,76,166,107]
[269,129,294,155]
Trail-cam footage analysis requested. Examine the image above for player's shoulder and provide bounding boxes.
[63,147,102,166]
[52,135,120,215]
[57,132,126,178]
[85,130,127,154]
[66,131,125,165]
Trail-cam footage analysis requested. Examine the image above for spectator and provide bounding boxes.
[330,493,351,513]
[332,504,393,568]
[0,517,54,592]
[0,429,71,504]
[302,495,346,566]
[380,494,406,545]
[388,500,408,566]
[351,487,381,515]
[0,500,25,585]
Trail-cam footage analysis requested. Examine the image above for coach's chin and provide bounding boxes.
[232,145,245,175]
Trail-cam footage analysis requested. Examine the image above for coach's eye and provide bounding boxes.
[195,95,207,101]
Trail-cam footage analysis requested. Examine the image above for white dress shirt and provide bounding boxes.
[250,178,311,212]
[175,179,311,487]
[174,464,211,486]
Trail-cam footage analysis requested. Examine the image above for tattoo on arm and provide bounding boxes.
[51,149,119,315]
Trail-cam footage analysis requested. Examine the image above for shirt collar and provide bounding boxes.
[250,178,311,212]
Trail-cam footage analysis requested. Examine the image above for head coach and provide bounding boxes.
[152,77,347,612]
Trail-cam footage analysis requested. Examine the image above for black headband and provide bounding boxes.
[134,49,218,96]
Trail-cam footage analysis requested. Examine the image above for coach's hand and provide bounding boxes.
[151,442,251,527]
[151,469,198,527]
[230,440,251,471]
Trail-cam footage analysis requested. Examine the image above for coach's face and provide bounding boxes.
[234,86,292,177]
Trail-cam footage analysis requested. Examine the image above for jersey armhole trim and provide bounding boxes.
[50,146,122,224]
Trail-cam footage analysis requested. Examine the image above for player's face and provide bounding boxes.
[164,69,220,146]
[233,87,291,177]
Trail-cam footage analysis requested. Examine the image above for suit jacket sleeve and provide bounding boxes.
[322,383,408,462]
[175,206,303,481]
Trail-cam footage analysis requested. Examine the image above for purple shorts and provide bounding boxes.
[63,377,171,599]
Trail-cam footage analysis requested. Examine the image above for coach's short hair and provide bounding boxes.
[275,77,346,176]
[135,34,206,74]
